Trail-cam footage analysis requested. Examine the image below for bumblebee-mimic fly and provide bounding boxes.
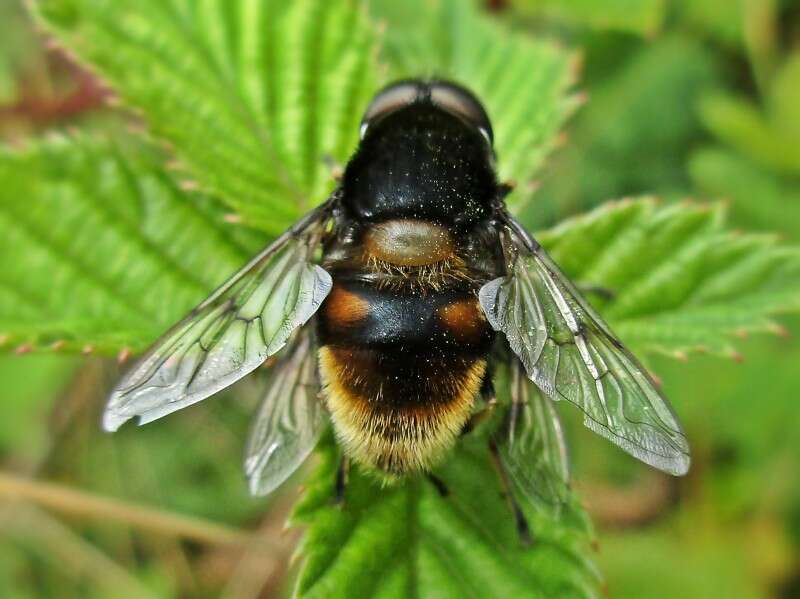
[104,80,690,537]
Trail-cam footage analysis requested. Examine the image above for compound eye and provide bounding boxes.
[360,81,421,139]
[430,81,493,145]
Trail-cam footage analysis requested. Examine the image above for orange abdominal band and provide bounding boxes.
[323,284,370,330]
[437,298,488,345]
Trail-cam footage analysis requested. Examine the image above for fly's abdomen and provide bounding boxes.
[317,219,495,475]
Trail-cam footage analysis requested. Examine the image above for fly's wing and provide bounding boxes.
[244,330,324,496]
[497,361,570,510]
[480,218,690,476]
[103,204,334,432]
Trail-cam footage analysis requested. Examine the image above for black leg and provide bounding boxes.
[460,403,496,437]
[333,455,350,506]
[426,473,450,497]
[488,437,532,546]
[576,283,615,301]
[461,378,497,437]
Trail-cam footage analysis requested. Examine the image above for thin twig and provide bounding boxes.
[576,472,679,528]
[2,503,155,598]
[0,471,275,549]
[221,488,302,599]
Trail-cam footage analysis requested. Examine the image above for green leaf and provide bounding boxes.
[536,198,800,358]
[674,0,743,48]
[741,0,780,96]
[768,53,800,139]
[292,432,600,599]
[34,0,578,225]
[0,135,252,353]
[35,0,380,233]
[0,1,30,104]
[689,147,800,238]
[598,525,765,599]
[370,0,580,209]
[529,35,719,226]
[698,53,800,176]
[511,0,666,36]
[698,93,800,176]
[0,354,78,455]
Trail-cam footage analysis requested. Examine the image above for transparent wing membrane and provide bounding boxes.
[103,206,333,431]
[497,362,570,509]
[480,219,690,476]
[244,331,325,496]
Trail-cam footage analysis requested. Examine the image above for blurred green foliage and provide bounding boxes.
[1,0,800,597]
[511,1,800,596]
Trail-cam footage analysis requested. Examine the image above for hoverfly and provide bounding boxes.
[104,80,690,537]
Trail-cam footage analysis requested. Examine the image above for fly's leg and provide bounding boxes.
[488,363,532,545]
[459,373,530,544]
[576,283,615,301]
[461,400,497,436]
[461,377,497,436]
[435,377,495,500]
[426,473,450,497]
[454,372,530,543]
[333,455,350,506]
[488,437,532,546]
